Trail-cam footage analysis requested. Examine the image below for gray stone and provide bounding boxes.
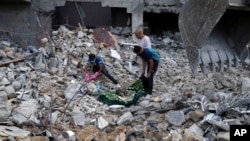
[12,81,22,91]
[0,91,8,101]
[97,116,109,129]
[48,67,58,75]
[7,71,15,83]
[121,26,131,35]
[0,102,12,122]
[217,132,230,141]
[110,27,123,35]
[188,124,204,137]
[71,112,86,126]
[138,100,150,107]
[11,99,38,125]
[214,121,230,131]
[0,50,7,58]
[241,77,250,93]
[1,77,10,85]
[0,125,30,138]
[187,109,204,122]
[4,85,16,99]
[204,131,217,141]
[117,112,134,125]
[166,110,185,126]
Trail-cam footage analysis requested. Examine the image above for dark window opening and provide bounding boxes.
[144,12,179,35]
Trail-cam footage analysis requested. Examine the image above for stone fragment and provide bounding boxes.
[12,81,22,91]
[30,136,50,141]
[0,126,31,138]
[1,77,10,85]
[0,91,8,101]
[0,41,11,47]
[241,77,250,93]
[187,109,204,122]
[41,38,48,44]
[0,102,12,121]
[11,99,38,125]
[4,85,15,99]
[217,132,230,141]
[52,30,59,36]
[97,116,109,130]
[166,110,185,126]
[117,112,134,125]
[77,31,85,38]
[71,112,86,126]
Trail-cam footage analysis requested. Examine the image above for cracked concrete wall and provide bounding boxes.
[0,0,63,47]
[0,2,37,46]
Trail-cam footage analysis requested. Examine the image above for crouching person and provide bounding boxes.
[84,53,119,86]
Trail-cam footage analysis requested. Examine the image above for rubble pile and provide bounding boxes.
[0,25,250,141]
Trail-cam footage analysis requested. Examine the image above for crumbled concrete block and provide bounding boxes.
[4,85,16,99]
[166,110,185,126]
[97,116,109,130]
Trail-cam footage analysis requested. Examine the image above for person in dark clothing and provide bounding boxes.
[84,53,119,85]
[133,45,160,95]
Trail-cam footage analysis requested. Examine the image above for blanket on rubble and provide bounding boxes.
[97,79,146,107]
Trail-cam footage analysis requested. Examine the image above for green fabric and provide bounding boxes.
[97,79,146,107]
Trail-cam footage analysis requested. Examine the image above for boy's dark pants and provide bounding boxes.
[93,65,118,84]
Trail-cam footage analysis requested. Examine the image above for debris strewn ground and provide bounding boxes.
[0,25,250,140]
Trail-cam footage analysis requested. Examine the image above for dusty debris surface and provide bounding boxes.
[0,25,250,141]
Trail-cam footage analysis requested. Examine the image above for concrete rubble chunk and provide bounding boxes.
[0,102,12,122]
[41,38,48,44]
[217,132,230,141]
[64,83,83,101]
[29,136,50,141]
[11,81,22,91]
[241,77,250,93]
[1,77,10,85]
[121,26,131,35]
[187,109,204,122]
[0,41,11,47]
[4,85,16,99]
[11,99,38,125]
[71,112,86,126]
[0,91,8,101]
[117,112,134,125]
[0,126,30,138]
[77,31,85,38]
[166,110,185,126]
[1,12,250,140]
[187,124,204,137]
[110,27,123,35]
[97,116,109,130]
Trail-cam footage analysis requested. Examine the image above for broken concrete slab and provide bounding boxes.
[0,126,30,138]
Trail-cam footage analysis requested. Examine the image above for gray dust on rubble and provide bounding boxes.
[0,25,250,140]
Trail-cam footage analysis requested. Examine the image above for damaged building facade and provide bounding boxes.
[1,0,250,140]
[1,0,250,47]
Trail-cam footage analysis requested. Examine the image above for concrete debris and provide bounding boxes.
[0,25,250,140]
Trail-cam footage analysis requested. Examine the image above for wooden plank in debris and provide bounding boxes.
[92,27,119,49]
[0,52,39,67]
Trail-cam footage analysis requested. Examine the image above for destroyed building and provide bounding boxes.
[1,0,250,44]
[1,0,250,140]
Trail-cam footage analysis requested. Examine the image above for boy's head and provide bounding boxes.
[88,53,96,61]
[133,45,143,55]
